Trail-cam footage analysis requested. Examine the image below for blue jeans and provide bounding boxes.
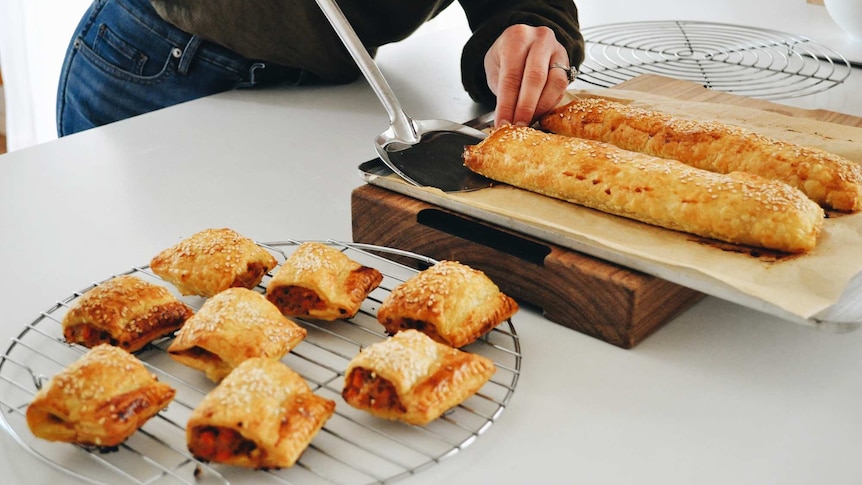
[57,0,310,137]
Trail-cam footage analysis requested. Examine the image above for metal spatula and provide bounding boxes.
[314,0,494,192]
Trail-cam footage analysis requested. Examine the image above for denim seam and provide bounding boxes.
[75,38,174,86]
[75,36,250,85]
[57,0,108,134]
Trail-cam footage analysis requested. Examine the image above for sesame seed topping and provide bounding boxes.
[150,228,277,297]
[540,97,862,211]
[46,344,163,405]
[196,358,313,419]
[469,123,824,252]
[346,330,455,394]
[173,288,304,361]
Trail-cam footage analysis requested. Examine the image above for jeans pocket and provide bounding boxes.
[76,25,174,83]
[93,23,148,75]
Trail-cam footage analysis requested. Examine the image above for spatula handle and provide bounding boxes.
[314,0,419,143]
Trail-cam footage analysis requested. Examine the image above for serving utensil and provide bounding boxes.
[314,0,494,192]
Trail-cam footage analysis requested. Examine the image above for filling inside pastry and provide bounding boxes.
[190,425,259,463]
[231,261,271,289]
[63,304,190,351]
[386,318,446,345]
[64,316,183,350]
[169,346,232,379]
[342,368,406,413]
[30,395,156,448]
[45,412,68,426]
[64,325,122,348]
[268,285,340,315]
[31,410,75,437]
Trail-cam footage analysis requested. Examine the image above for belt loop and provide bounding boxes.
[176,35,202,75]
[243,62,266,87]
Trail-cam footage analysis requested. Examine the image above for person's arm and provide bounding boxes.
[458,0,584,126]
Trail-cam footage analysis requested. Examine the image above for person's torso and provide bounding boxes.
[150,0,456,81]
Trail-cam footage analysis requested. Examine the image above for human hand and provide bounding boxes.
[484,24,573,127]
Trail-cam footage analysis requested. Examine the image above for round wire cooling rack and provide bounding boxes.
[577,20,852,100]
[0,240,522,485]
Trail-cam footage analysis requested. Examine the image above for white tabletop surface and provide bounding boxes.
[2,1,862,484]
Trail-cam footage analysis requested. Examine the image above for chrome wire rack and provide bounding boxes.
[0,240,521,485]
[577,21,852,99]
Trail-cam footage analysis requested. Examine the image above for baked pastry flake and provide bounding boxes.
[62,274,194,352]
[168,287,307,382]
[342,330,496,425]
[463,125,825,254]
[150,228,277,298]
[265,242,383,320]
[377,260,518,348]
[186,358,335,469]
[539,97,862,212]
[26,344,176,448]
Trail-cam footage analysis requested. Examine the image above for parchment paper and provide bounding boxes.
[364,87,862,328]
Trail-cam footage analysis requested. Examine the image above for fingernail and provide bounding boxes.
[498,119,512,127]
[514,121,529,127]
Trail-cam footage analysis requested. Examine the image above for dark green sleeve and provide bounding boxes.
[457,0,585,106]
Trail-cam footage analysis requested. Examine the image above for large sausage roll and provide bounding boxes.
[539,97,862,212]
[168,288,307,382]
[377,260,518,348]
[463,125,824,254]
[151,228,277,298]
[265,242,383,321]
[62,274,194,352]
[26,344,176,448]
[342,330,496,425]
[186,358,335,469]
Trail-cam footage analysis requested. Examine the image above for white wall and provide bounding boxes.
[0,0,91,152]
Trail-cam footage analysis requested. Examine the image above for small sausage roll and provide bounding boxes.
[186,358,335,469]
[62,274,194,352]
[342,330,496,425]
[265,242,383,321]
[168,288,307,382]
[377,260,518,348]
[26,344,176,448]
[151,228,277,298]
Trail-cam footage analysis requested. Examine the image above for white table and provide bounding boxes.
[1,2,861,484]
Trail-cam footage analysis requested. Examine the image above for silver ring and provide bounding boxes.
[550,62,578,83]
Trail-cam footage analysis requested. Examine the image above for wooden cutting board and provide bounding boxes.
[351,74,858,348]
[352,184,705,348]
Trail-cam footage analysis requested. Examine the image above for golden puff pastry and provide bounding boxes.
[377,260,518,348]
[463,125,824,254]
[168,288,307,382]
[150,228,277,298]
[265,242,383,321]
[186,358,335,469]
[26,344,176,448]
[62,274,194,352]
[539,97,862,212]
[342,330,495,425]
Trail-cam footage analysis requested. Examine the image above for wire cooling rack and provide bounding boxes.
[577,21,852,99]
[0,240,521,485]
